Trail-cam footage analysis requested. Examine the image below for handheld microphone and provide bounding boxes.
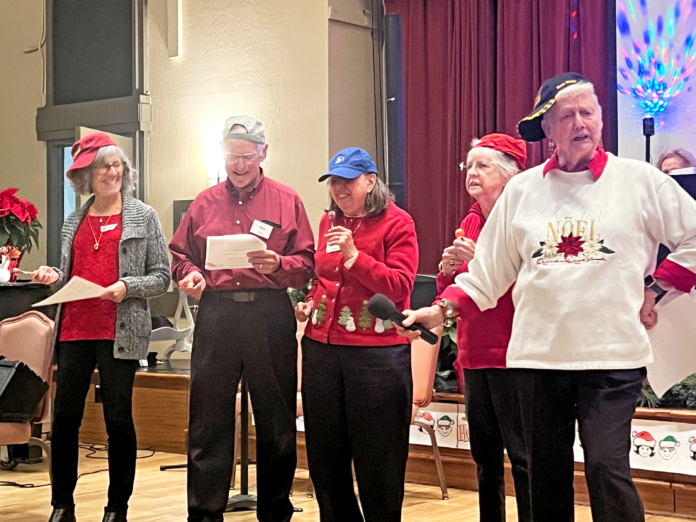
[367,294,439,345]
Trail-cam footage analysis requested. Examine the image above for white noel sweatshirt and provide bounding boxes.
[454,153,696,370]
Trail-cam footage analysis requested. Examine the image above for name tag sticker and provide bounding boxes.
[101,223,118,233]
[250,219,273,239]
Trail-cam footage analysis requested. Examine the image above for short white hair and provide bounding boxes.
[67,145,137,195]
[469,139,520,178]
[543,81,602,121]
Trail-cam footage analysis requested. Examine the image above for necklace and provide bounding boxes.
[87,213,115,250]
[344,215,365,236]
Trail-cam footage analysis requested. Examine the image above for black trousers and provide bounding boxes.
[51,340,138,512]
[464,369,531,522]
[515,368,646,522]
[301,337,413,522]
[187,291,298,522]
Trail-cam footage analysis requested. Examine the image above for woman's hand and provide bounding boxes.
[325,226,358,260]
[394,305,445,340]
[179,271,206,299]
[295,299,314,322]
[102,281,127,303]
[444,237,476,264]
[31,266,59,285]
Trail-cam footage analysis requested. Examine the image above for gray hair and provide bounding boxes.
[543,81,602,121]
[67,145,137,195]
[657,147,696,172]
[326,175,394,218]
[469,139,520,178]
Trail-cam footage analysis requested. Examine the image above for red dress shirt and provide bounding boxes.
[169,173,315,291]
[304,202,419,347]
[60,214,122,341]
[437,203,514,370]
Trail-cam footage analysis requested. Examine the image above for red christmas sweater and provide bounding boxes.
[304,202,419,346]
[437,203,514,370]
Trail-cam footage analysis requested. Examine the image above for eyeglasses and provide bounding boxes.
[224,153,261,164]
[94,161,123,173]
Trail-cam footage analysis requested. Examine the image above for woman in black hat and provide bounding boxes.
[396,72,696,522]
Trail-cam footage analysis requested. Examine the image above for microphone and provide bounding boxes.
[367,294,439,345]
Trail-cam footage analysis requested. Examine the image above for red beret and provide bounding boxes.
[68,132,118,173]
[474,133,528,172]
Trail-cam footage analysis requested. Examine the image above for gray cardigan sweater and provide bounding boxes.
[52,194,171,360]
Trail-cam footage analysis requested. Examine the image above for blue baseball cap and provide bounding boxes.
[318,147,378,182]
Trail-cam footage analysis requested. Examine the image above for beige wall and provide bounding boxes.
[147,0,329,241]
[0,0,47,268]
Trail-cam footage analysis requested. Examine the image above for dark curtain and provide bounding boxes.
[385,0,614,274]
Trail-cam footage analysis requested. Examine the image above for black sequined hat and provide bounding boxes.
[517,72,591,142]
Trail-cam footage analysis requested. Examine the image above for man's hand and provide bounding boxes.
[31,266,59,285]
[325,226,358,260]
[394,305,445,340]
[179,271,206,299]
[640,287,659,330]
[102,281,127,303]
[295,299,314,322]
[248,250,281,274]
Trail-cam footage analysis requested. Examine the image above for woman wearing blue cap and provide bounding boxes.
[295,147,419,522]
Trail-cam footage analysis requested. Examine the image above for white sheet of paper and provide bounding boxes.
[205,234,267,270]
[646,290,696,397]
[32,276,105,307]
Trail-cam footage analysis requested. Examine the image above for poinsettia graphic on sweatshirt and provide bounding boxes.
[532,216,615,265]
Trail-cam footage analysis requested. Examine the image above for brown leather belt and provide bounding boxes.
[209,289,287,303]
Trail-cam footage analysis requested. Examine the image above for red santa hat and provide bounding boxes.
[633,431,656,448]
[417,412,434,422]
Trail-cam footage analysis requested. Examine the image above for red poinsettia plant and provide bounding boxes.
[0,188,42,255]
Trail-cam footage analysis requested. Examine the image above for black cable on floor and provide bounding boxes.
[0,445,156,488]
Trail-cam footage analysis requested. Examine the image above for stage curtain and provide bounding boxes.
[385,0,613,274]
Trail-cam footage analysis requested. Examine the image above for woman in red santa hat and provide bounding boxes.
[434,133,532,522]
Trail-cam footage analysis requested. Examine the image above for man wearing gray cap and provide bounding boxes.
[170,115,315,522]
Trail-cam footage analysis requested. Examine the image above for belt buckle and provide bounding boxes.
[233,291,255,303]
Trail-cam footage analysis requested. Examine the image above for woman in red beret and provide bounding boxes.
[434,133,531,522]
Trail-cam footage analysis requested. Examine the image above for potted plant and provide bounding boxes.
[0,188,42,282]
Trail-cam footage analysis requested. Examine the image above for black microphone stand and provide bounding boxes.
[643,116,655,164]
[226,376,258,512]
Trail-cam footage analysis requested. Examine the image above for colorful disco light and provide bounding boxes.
[617,0,696,116]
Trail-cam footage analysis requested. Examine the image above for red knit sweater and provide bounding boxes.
[437,203,514,370]
[305,202,419,346]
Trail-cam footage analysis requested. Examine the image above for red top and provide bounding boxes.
[437,203,514,370]
[304,202,419,346]
[60,214,122,341]
[169,173,315,291]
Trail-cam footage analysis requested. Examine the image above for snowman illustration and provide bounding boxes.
[658,435,680,461]
[632,431,656,458]
[375,318,385,333]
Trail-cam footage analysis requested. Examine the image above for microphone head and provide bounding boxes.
[327,210,336,222]
[367,294,396,320]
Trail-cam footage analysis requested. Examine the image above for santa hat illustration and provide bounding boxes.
[633,431,656,448]
[416,412,434,422]
[660,435,681,448]
[437,415,454,426]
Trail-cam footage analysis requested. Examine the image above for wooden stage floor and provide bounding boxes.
[0,447,688,521]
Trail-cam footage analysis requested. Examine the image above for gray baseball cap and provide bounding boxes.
[222,115,266,144]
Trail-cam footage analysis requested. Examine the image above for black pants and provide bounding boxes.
[516,368,646,522]
[51,340,138,512]
[301,337,413,522]
[187,291,298,522]
[464,369,531,522]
